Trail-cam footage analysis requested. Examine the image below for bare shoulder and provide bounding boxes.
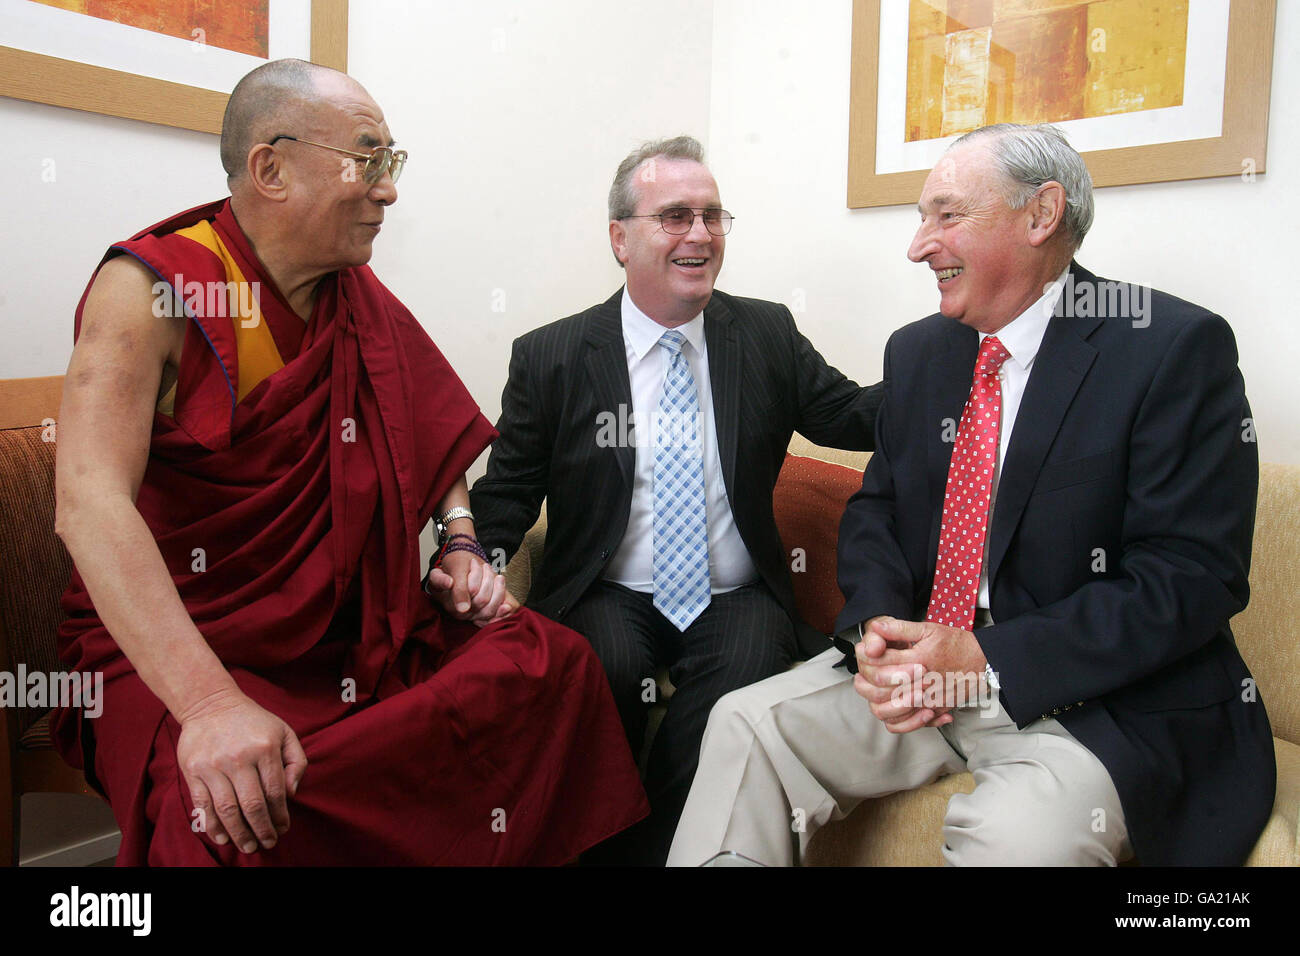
[63,255,184,458]
[57,257,183,523]
[78,255,184,366]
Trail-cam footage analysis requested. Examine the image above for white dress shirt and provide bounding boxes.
[975,267,1068,609]
[602,289,758,594]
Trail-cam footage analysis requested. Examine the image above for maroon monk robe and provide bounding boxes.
[52,199,648,865]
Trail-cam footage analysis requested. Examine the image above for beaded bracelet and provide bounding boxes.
[433,532,489,569]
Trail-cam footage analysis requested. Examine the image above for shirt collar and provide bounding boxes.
[978,266,1068,373]
[621,288,705,362]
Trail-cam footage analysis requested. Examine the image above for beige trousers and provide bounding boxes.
[666,647,1132,866]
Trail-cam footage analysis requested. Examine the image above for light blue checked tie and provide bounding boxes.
[652,330,710,631]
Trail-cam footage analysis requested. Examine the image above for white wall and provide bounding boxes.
[349,0,714,466]
[707,0,1299,464]
[0,99,227,379]
[0,0,715,482]
[2,0,1295,466]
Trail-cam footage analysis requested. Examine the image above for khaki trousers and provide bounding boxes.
[666,648,1132,866]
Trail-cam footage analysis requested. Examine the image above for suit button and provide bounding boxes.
[1051,707,1061,715]
[600,549,609,560]
[558,605,567,616]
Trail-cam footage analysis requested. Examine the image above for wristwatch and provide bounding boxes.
[435,506,474,543]
[984,663,1000,693]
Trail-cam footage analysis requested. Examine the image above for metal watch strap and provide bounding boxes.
[437,506,474,527]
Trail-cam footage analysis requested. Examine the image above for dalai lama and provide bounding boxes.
[50,58,648,865]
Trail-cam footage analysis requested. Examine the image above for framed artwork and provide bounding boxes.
[0,0,348,134]
[848,0,1276,208]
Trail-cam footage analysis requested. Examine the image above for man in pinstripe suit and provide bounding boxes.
[470,136,881,864]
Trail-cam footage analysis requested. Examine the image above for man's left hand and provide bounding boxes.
[853,617,987,734]
[426,550,518,626]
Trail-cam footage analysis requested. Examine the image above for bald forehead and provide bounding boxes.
[302,75,392,145]
[238,61,326,117]
[310,70,371,110]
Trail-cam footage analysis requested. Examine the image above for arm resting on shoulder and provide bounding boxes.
[786,307,883,452]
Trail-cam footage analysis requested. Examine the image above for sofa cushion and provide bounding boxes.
[0,425,75,737]
[805,770,976,866]
[17,711,55,752]
[773,453,865,635]
[1229,462,1300,746]
[1244,736,1300,866]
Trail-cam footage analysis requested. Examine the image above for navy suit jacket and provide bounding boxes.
[473,287,882,659]
[835,263,1275,865]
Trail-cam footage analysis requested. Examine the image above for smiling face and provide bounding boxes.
[907,143,1048,333]
[609,158,725,327]
[282,75,397,271]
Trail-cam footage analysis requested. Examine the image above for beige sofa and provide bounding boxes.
[504,435,1300,866]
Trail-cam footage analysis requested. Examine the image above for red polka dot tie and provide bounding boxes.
[924,335,1010,631]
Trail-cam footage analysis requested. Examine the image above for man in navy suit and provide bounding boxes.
[668,123,1275,866]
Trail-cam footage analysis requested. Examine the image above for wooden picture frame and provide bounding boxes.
[0,0,348,135]
[848,0,1276,208]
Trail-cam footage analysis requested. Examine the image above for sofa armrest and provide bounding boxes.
[502,505,547,604]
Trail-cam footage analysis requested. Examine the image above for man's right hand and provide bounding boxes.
[854,616,954,733]
[175,689,308,854]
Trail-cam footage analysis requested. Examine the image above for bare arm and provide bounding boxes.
[58,256,236,722]
[56,256,305,854]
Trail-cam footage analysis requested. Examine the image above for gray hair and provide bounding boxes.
[949,123,1094,250]
[607,135,707,221]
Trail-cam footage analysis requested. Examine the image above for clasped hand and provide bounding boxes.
[853,616,987,734]
[425,549,519,625]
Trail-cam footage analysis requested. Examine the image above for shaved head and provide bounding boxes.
[220,58,343,180]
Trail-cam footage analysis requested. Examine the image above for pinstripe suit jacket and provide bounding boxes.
[471,287,882,658]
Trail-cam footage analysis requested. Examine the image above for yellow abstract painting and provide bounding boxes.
[905,0,1188,142]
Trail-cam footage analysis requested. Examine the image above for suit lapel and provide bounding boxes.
[585,288,635,490]
[926,322,979,560]
[704,294,741,495]
[986,269,1102,586]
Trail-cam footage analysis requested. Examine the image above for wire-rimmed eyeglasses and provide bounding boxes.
[620,206,734,236]
[268,134,407,184]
